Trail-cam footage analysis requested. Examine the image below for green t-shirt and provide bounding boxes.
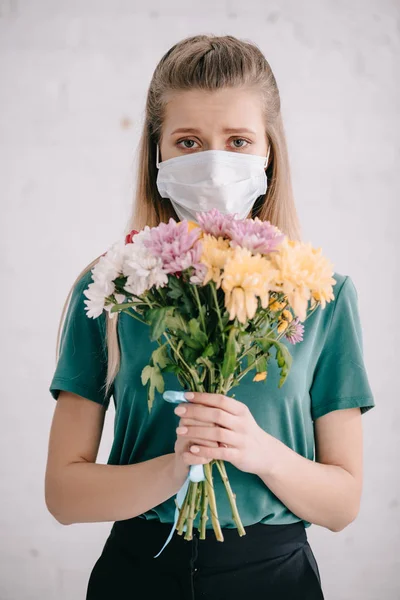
[49,268,375,530]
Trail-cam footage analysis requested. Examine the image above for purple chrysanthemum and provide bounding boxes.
[285,317,304,344]
[143,218,202,274]
[196,208,236,239]
[228,217,286,255]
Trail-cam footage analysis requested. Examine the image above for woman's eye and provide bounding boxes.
[176,139,198,150]
[176,138,251,151]
[231,138,249,149]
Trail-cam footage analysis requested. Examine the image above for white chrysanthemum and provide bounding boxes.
[123,240,168,296]
[83,240,126,318]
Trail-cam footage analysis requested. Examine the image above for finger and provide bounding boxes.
[188,437,219,448]
[175,404,238,430]
[180,417,214,427]
[182,451,212,465]
[184,392,245,416]
[177,425,237,446]
[189,444,239,461]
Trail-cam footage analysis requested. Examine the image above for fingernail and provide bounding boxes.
[176,427,188,434]
[175,406,186,415]
[191,446,200,453]
[184,392,195,400]
[163,391,188,404]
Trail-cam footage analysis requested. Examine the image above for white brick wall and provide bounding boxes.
[1,1,398,598]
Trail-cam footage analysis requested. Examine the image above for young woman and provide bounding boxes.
[45,35,375,600]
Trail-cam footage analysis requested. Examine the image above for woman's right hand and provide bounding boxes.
[172,415,219,483]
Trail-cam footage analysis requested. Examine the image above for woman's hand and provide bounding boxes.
[174,392,269,476]
[172,412,220,484]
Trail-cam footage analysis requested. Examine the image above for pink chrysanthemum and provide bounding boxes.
[196,208,236,239]
[143,218,202,274]
[228,217,286,255]
[285,317,304,344]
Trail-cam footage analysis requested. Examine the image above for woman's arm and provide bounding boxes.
[257,407,363,532]
[45,391,188,525]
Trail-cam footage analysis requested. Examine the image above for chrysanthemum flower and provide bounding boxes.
[123,227,168,297]
[228,217,286,255]
[285,317,304,344]
[198,234,233,287]
[277,320,289,334]
[196,208,236,239]
[253,371,267,382]
[84,240,126,318]
[221,247,278,323]
[143,218,202,274]
[185,220,202,235]
[268,238,336,321]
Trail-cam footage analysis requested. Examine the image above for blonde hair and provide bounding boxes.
[54,34,302,402]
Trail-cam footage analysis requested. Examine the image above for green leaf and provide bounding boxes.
[146,306,174,341]
[141,364,165,412]
[221,327,238,379]
[175,329,203,350]
[271,340,292,388]
[110,302,135,312]
[246,348,258,369]
[161,363,182,375]
[188,319,208,347]
[221,311,230,328]
[255,355,268,373]
[255,335,274,353]
[182,344,199,365]
[256,316,272,337]
[164,313,185,332]
[151,344,169,369]
[202,343,215,358]
[166,276,194,316]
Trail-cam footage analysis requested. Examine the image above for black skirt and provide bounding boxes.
[86,516,325,599]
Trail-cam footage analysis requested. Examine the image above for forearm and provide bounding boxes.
[258,432,359,532]
[47,453,187,526]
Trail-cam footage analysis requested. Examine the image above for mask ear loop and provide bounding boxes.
[156,143,160,169]
[264,145,271,169]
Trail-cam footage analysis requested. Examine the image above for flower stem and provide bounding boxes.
[185,481,199,541]
[210,282,226,345]
[215,460,246,537]
[203,462,224,542]
[176,487,190,536]
[193,285,206,332]
[121,308,147,326]
[199,481,209,540]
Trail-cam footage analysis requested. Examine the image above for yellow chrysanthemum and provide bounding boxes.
[282,309,293,322]
[186,220,202,234]
[221,246,278,324]
[269,300,287,312]
[199,234,233,287]
[268,237,336,321]
[253,371,267,382]
[277,320,289,333]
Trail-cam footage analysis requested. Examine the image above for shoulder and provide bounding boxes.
[66,266,106,332]
[73,267,96,294]
[331,271,348,296]
[311,271,355,335]
[330,271,359,312]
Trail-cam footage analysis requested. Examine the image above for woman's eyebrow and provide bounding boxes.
[170,127,257,135]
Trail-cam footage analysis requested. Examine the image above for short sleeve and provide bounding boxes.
[49,269,112,409]
[309,275,375,421]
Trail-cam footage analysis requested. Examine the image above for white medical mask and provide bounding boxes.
[155,144,270,223]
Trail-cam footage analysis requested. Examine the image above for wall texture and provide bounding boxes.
[1,0,398,598]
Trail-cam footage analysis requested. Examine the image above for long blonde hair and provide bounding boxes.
[54,34,302,402]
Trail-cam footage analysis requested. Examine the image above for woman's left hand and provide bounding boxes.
[174,391,270,476]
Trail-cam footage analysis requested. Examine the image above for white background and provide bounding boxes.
[1,0,398,598]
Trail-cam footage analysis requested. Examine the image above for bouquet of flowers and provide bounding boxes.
[83,208,336,542]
